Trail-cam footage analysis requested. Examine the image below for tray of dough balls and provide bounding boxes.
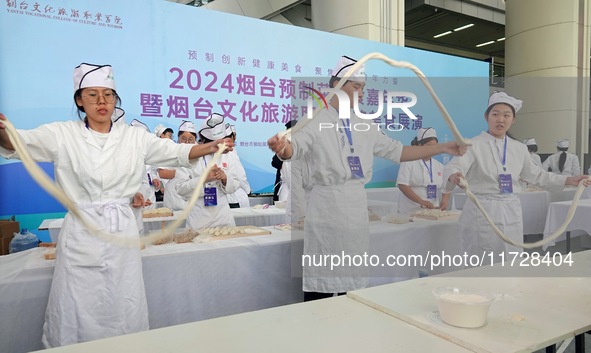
[411,209,461,221]
[148,225,272,245]
[142,207,174,219]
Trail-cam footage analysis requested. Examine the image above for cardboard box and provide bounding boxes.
[0,220,20,255]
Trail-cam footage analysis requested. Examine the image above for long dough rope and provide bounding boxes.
[275,51,589,250]
[2,117,226,248]
[458,177,589,249]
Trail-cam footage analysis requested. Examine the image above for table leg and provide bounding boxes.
[575,333,585,353]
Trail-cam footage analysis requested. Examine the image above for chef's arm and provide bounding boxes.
[188,138,234,160]
[400,142,464,162]
[158,168,176,179]
[439,193,451,210]
[0,114,15,151]
[398,184,430,207]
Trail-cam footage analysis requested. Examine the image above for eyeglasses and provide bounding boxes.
[82,92,117,104]
[179,136,196,144]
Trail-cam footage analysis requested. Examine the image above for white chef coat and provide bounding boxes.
[396,158,445,215]
[290,106,403,293]
[162,167,190,211]
[529,152,542,168]
[443,132,566,257]
[225,150,251,208]
[0,120,194,347]
[277,161,291,202]
[176,153,239,230]
[542,151,580,176]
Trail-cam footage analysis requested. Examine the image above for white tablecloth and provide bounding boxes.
[230,206,286,227]
[453,188,583,235]
[40,207,287,242]
[6,219,463,353]
[365,187,400,203]
[543,198,591,249]
[367,199,399,217]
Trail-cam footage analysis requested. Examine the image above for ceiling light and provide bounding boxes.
[454,24,474,32]
[476,41,495,47]
[496,37,506,41]
[433,31,452,38]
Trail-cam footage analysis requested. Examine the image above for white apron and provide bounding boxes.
[186,188,236,230]
[459,194,523,258]
[303,184,368,293]
[42,199,149,348]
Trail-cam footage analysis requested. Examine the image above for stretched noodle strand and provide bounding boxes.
[2,117,226,248]
[275,51,589,250]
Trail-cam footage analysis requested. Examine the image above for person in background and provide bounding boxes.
[542,138,581,176]
[523,138,542,167]
[154,124,173,140]
[277,121,299,203]
[129,119,158,236]
[130,119,159,211]
[0,63,232,348]
[397,127,450,215]
[226,124,251,208]
[162,121,197,212]
[152,124,174,201]
[177,113,239,229]
[444,92,589,259]
[271,121,295,202]
[267,55,465,302]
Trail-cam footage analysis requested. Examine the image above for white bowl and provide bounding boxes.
[432,286,495,328]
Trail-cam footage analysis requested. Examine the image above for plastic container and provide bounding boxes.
[9,228,40,254]
[432,286,495,328]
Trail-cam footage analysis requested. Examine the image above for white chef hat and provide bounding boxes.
[199,113,226,140]
[73,63,116,92]
[487,91,523,113]
[154,124,167,137]
[332,55,366,82]
[130,119,150,133]
[417,127,437,141]
[557,138,569,148]
[179,120,196,133]
[523,138,537,146]
[224,123,234,137]
[111,107,125,125]
[230,125,236,134]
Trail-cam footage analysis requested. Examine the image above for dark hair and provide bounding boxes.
[411,136,438,146]
[485,103,516,117]
[527,145,538,153]
[557,147,569,152]
[329,77,357,89]
[285,120,297,129]
[329,77,340,89]
[199,133,233,144]
[163,128,174,136]
[74,88,121,120]
[559,151,567,173]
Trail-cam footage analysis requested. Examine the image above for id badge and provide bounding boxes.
[347,155,365,179]
[498,174,513,194]
[426,184,437,199]
[204,186,218,206]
